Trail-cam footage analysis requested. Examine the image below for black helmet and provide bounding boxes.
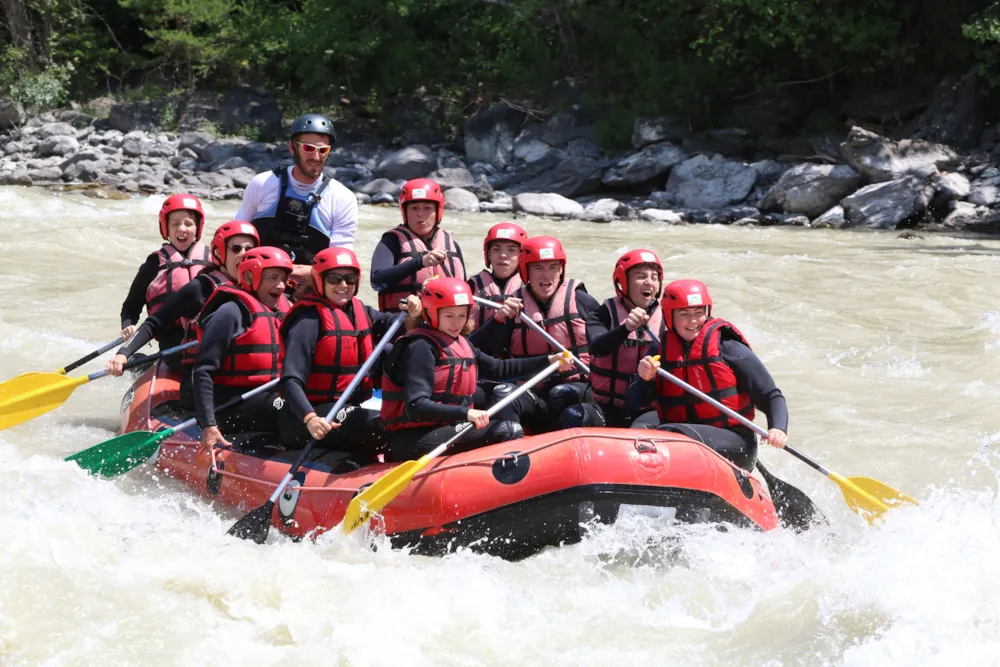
[290,113,336,144]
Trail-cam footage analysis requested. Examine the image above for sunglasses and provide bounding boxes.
[228,242,255,254]
[323,272,359,286]
[294,140,331,156]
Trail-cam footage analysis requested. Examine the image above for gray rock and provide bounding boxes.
[841,176,934,229]
[480,197,514,213]
[760,164,861,217]
[371,192,396,205]
[2,168,31,185]
[910,72,984,150]
[215,188,245,200]
[542,112,589,145]
[177,147,199,160]
[176,160,198,172]
[504,153,602,198]
[942,201,982,227]
[512,193,584,218]
[245,141,269,154]
[331,167,370,183]
[28,166,63,181]
[602,143,688,188]
[708,205,762,224]
[359,178,403,197]
[0,98,24,128]
[464,103,527,168]
[179,131,215,153]
[812,205,847,228]
[195,172,235,189]
[4,141,29,155]
[566,138,600,159]
[57,109,95,129]
[200,141,240,165]
[149,142,176,158]
[640,209,683,224]
[120,180,140,192]
[967,181,1000,207]
[375,145,436,181]
[27,156,61,169]
[220,85,282,141]
[513,125,552,164]
[841,126,960,183]
[122,138,154,157]
[665,155,757,209]
[428,167,475,190]
[355,192,373,205]
[750,159,789,187]
[632,116,687,149]
[99,145,119,156]
[444,187,481,213]
[218,156,248,170]
[37,135,80,157]
[580,198,622,222]
[37,122,77,139]
[120,162,139,174]
[931,172,971,203]
[219,167,257,188]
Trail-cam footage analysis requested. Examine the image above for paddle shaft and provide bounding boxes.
[423,357,564,461]
[472,296,590,374]
[264,314,406,505]
[61,336,127,374]
[84,340,197,382]
[169,377,282,438]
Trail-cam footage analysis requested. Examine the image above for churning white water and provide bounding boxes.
[1,186,999,665]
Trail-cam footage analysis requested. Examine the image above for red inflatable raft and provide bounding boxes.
[121,363,779,559]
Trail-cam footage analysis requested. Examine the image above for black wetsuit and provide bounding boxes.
[369,231,466,296]
[383,336,550,462]
[629,338,788,471]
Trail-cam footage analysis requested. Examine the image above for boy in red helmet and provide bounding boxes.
[193,247,293,451]
[587,249,664,427]
[470,235,605,432]
[632,279,788,471]
[370,178,467,312]
[118,194,210,350]
[380,277,572,462]
[468,221,527,330]
[107,221,259,377]
[277,248,422,467]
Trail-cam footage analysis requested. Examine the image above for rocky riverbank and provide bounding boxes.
[2,94,999,233]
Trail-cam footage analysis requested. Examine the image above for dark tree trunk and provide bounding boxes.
[1,0,41,72]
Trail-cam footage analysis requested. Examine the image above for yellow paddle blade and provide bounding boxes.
[830,472,918,525]
[0,373,90,431]
[342,457,430,534]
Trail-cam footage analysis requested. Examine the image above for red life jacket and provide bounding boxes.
[376,226,466,311]
[590,297,663,409]
[194,284,289,388]
[380,328,478,431]
[653,318,755,429]
[281,294,375,404]
[510,279,590,382]
[469,269,522,329]
[180,270,234,368]
[145,242,212,319]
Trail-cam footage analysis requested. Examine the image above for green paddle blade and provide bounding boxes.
[343,458,425,534]
[66,429,172,478]
[0,373,89,431]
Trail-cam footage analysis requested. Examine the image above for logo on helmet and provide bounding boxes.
[453,293,470,306]
[182,197,198,209]
[336,254,351,264]
[496,229,513,238]
[686,294,703,306]
[640,252,656,262]
[412,188,427,198]
[539,248,555,259]
[240,224,255,235]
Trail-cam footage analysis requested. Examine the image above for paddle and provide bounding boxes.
[2,336,127,384]
[343,352,568,535]
[66,378,281,478]
[647,356,917,524]
[0,341,196,432]
[227,313,407,544]
[473,296,590,374]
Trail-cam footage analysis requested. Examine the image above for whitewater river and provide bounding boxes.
[1,186,999,666]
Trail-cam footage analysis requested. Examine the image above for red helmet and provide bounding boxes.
[518,236,566,282]
[237,246,293,292]
[210,220,260,267]
[661,279,712,329]
[421,277,473,330]
[399,178,445,224]
[311,247,361,293]
[159,194,205,241]
[613,249,664,300]
[483,222,528,267]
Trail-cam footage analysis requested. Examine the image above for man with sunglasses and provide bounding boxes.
[237,113,358,298]
[277,248,422,465]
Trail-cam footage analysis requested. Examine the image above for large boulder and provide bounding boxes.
[841,176,934,229]
[664,155,757,209]
[541,111,589,145]
[0,98,24,128]
[464,103,527,168]
[219,86,282,141]
[512,193,584,218]
[37,135,79,157]
[910,72,984,150]
[760,164,861,217]
[36,122,77,139]
[967,177,1000,207]
[841,126,960,183]
[443,187,481,213]
[602,143,688,189]
[108,98,177,133]
[811,205,847,229]
[513,125,552,164]
[428,167,475,190]
[374,145,436,181]
[200,141,241,165]
[631,116,687,149]
[178,91,223,133]
[359,178,403,197]
[503,152,603,198]
[178,131,215,153]
[580,198,623,222]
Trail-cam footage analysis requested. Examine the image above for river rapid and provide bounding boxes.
[1,186,999,666]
